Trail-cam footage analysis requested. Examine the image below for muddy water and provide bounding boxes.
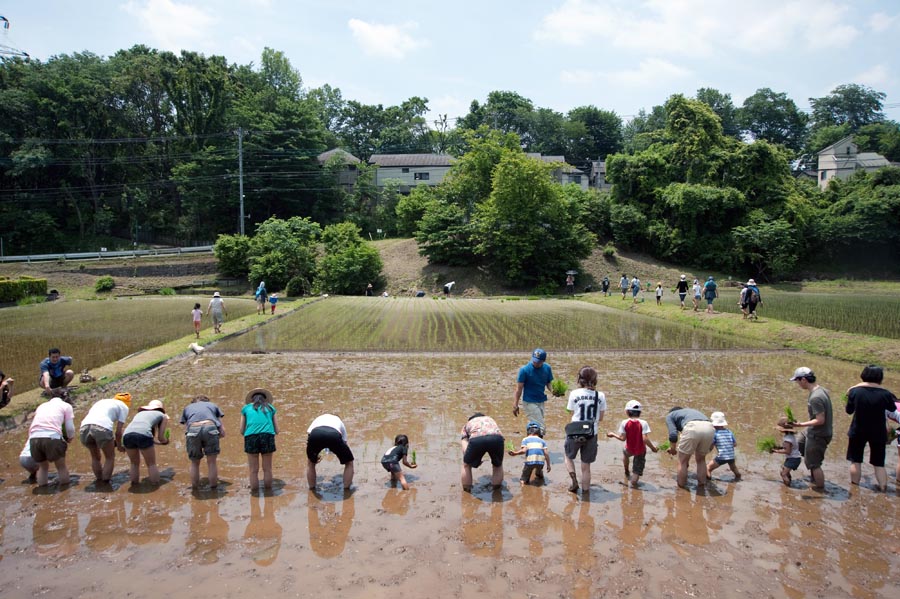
[1,351,899,598]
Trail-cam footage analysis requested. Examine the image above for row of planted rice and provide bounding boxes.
[710,290,900,339]
[0,296,257,393]
[216,296,763,353]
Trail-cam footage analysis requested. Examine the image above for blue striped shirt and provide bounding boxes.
[521,435,547,465]
[713,428,736,460]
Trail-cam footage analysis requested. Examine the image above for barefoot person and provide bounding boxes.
[180,394,226,488]
[845,365,899,491]
[27,389,75,486]
[564,366,606,493]
[39,348,74,392]
[789,367,833,491]
[241,388,280,490]
[79,392,131,482]
[665,406,716,488]
[460,412,505,492]
[123,399,170,484]
[512,348,554,428]
[306,413,354,490]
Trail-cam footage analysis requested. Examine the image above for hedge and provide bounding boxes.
[0,278,48,302]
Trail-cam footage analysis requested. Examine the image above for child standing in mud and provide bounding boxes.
[508,421,551,485]
[240,388,279,490]
[607,400,657,487]
[191,303,202,339]
[771,416,802,486]
[380,434,417,490]
[706,411,741,481]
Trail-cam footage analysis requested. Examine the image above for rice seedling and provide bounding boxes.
[550,379,569,397]
[841,393,849,405]
[784,405,796,423]
[411,449,417,465]
[505,440,516,452]
[757,436,778,453]
[657,440,670,452]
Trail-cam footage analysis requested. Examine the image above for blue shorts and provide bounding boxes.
[783,457,801,471]
[632,288,639,297]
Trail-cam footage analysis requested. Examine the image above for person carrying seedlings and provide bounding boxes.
[706,411,741,482]
[655,282,663,306]
[306,413,354,490]
[513,348,554,428]
[746,279,762,320]
[771,416,802,486]
[122,399,170,485]
[789,367,833,492]
[620,274,629,299]
[460,412,505,492]
[269,293,278,315]
[703,276,718,314]
[508,421,551,485]
[38,347,74,392]
[180,394,226,489]
[564,366,607,493]
[607,400,657,488]
[191,303,203,339]
[79,392,131,482]
[27,388,75,486]
[675,275,689,309]
[381,434,418,490]
[241,388,280,490]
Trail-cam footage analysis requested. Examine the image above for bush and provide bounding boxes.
[0,277,48,302]
[17,295,47,306]
[95,276,115,292]
[286,275,310,297]
[158,287,176,296]
[602,243,616,258]
[316,243,384,295]
[213,233,252,278]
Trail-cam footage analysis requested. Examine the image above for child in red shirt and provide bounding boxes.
[607,400,658,487]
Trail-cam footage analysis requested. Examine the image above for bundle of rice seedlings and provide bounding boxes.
[757,436,777,453]
[550,379,569,397]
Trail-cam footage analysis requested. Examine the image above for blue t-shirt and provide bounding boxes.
[241,403,276,436]
[521,435,547,465]
[713,428,736,460]
[40,356,72,379]
[517,362,553,404]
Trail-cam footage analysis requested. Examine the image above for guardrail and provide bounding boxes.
[0,245,214,263]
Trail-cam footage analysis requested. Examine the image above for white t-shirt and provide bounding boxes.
[655,287,663,297]
[616,418,651,436]
[191,308,202,322]
[692,283,701,297]
[308,414,347,442]
[80,398,129,431]
[566,388,607,426]
[783,433,802,458]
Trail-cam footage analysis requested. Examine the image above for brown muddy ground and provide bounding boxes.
[1,351,899,598]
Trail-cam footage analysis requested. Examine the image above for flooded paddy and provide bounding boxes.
[1,350,898,598]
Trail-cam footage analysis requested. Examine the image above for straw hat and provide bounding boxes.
[245,388,274,404]
[139,399,165,413]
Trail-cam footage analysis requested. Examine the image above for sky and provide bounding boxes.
[3,0,900,126]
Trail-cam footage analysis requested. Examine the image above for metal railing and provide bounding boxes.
[0,245,214,263]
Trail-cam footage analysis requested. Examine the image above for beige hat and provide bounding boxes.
[213,291,221,297]
[747,279,756,285]
[245,388,274,404]
[710,411,728,426]
[139,399,165,413]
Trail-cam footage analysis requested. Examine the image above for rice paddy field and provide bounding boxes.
[0,296,257,393]
[707,290,900,339]
[217,296,766,353]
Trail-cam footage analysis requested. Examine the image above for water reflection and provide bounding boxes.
[125,495,174,545]
[559,497,595,599]
[32,508,79,558]
[308,492,355,559]
[242,493,283,566]
[508,486,550,556]
[381,487,416,516]
[660,491,710,547]
[460,490,504,557]
[84,495,127,551]
[618,488,650,561]
[185,497,230,564]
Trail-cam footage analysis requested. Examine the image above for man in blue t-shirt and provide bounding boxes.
[512,348,554,427]
[39,348,74,392]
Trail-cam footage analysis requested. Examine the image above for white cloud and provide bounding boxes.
[535,0,859,56]
[869,12,899,33]
[426,94,470,124]
[853,64,889,87]
[562,59,690,88]
[122,0,216,52]
[347,18,427,59]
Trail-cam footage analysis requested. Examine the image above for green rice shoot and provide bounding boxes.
[841,393,849,405]
[784,405,796,423]
[757,436,778,453]
[411,449,417,465]
[657,440,670,452]
[550,379,569,397]
[505,440,515,452]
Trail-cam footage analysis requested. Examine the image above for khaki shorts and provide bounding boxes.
[804,433,831,470]
[522,402,545,427]
[676,421,716,455]
[30,437,68,463]
[80,424,115,449]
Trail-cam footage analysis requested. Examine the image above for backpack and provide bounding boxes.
[749,287,760,303]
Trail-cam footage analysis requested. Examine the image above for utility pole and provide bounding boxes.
[237,127,245,235]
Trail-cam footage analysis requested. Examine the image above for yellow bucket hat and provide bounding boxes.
[114,392,132,407]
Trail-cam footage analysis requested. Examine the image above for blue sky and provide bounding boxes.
[4,0,900,125]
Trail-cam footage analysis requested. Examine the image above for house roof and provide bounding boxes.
[369,154,455,167]
[817,135,855,156]
[857,153,890,168]
[526,153,583,173]
[317,148,361,165]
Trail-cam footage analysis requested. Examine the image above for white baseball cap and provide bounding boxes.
[625,400,642,411]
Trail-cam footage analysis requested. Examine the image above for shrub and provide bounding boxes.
[0,277,48,302]
[213,233,252,278]
[602,243,616,258]
[286,275,310,298]
[158,287,176,296]
[316,243,384,295]
[17,295,47,306]
[95,276,115,292]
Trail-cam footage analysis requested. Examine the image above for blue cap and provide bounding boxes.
[532,348,547,362]
[526,420,544,435]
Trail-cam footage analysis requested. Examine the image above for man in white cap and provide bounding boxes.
[789,367,833,491]
[513,348,554,427]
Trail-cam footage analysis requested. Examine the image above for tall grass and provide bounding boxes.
[715,291,900,339]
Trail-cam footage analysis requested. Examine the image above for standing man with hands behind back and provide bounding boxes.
[513,349,554,428]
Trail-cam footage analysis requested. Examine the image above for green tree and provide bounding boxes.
[315,222,383,294]
[696,87,740,138]
[567,105,624,161]
[416,201,477,266]
[737,88,808,151]
[247,216,321,289]
[213,233,252,277]
[395,185,439,236]
[731,214,799,280]
[473,153,594,287]
[809,84,886,131]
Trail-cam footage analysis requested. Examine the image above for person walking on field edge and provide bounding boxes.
[703,276,718,314]
[789,367,833,491]
[675,274,689,309]
[513,348,554,428]
[665,406,716,488]
[207,292,227,334]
